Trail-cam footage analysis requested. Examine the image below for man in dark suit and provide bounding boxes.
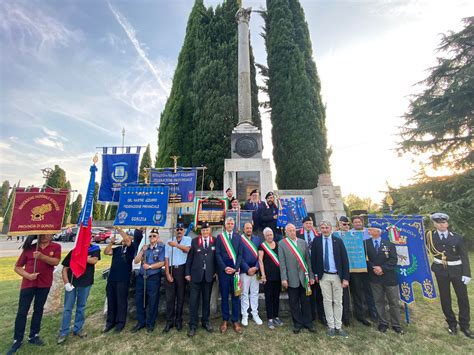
[311,221,350,338]
[260,192,279,240]
[185,222,216,337]
[216,217,243,334]
[427,213,472,338]
[365,227,402,334]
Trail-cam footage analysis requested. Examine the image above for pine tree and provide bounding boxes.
[70,194,83,224]
[139,144,153,183]
[261,0,329,189]
[0,180,10,216]
[45,165,67,189]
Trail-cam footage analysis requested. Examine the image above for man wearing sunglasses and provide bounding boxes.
[163,221,191,333]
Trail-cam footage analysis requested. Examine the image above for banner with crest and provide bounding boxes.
[368,214,437,304]
[277,197,308,229]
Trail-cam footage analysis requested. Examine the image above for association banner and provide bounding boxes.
[149,168,197,205]
[368,214,436,304]
[99,152,140,203]
[194,198,226,226]
[226,210,254,233]
[113,185,169,227]
[8,187,68,236]
[334,230,367,272]
[277,197,308,229]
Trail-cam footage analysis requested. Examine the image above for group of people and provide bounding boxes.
[6,194,473,354]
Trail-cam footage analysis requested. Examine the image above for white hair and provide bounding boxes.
[285,223,296,231]
[263,227,274,236]
[225,217,235,223]
[319,220,332,227]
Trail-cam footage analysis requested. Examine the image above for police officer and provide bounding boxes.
[185,222,216,337]
[132,228,165,333]
[427,213,473,338]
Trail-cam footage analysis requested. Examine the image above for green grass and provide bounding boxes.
[0,254,473,354]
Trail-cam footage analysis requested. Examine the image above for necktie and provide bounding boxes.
[307,232,312,249]
[374,239,380,252]
[204,239,208,249]
[324,237,330,271]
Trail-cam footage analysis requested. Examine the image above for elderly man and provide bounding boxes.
[216,217,243,334]
[338,216,352,326]
[279,223,315,333]
[243,189,263,233]
[427,213,472,338]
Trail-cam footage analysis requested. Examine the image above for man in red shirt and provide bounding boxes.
[7,234,61,355]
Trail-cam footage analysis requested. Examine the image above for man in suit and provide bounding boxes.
[427,213,472,338]
[297,216,326,325]
[243,189,263,233]
[337,216,352,326]
[365,227,402,334]
[185,222,216,337]
[260,192,279,240]
[279,223,315,333]
[216,217,243,334]
[311,221,350,338]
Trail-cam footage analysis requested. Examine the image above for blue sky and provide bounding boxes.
[0,0,472,202]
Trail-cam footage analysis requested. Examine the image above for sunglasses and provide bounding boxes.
[341,223,350,226]
[176,228,184,231]
[149,234,158,238]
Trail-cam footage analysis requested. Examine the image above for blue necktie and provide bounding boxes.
[374,240,380,252]
[324,237,330,271]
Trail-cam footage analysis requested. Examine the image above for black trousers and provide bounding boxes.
[14,287,50,342]
[189,280,213,329]
[342,287,352,324]
[165,265,186,324]
[287,286,313,329]
[349,272,377,321]
[435,272,470,329]
[264,280,281,320]
[309,283,326,323]
[106,281,129,330]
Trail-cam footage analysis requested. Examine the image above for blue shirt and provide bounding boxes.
[322,235,337,273]
[240,234,262,273]
[139,242,165,276]
[165,236,192,266]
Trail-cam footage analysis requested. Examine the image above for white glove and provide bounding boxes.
[64,282,75,292]
[461,276,471,285]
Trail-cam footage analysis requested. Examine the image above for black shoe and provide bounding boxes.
[307,327,316,333]
[378,324,388,333]
[188,328,196,337]
[461,328,474,339]
[102,325,114,333]
[357,319,371,327]
[28,335,44,346]
[131,324,145,333]
[162,323,173,333]
[293,328,301,334]
[176,321,183,331]
[114,327,123,334]
[343,320,351,327]
[7,340,22,355]
[147,326,154,333]
[448,326,458,335]
[319,318,327,326]
[202,323,214,333]
[392,326,404,334]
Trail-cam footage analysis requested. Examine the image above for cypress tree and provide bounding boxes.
[70,194,83,224]
[45,165,67,189]
[262,0,329,189]
[93,182,101,221]
[62,181,72,226]
[0,180,10,215]
[2,183,16,234]
[139,144,153,183]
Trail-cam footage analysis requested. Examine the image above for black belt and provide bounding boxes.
[171,264,185,269]
[324,271,338,275]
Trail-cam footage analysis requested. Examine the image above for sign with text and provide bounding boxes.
[335,230,367,272]
[149,168,197,205]
[194,198,226,226]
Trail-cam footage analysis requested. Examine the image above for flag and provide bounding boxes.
[70,164,97,278]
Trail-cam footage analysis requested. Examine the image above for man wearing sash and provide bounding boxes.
[185,222,216,337]
[240,222,263,326]
[279,223,315,333]
[216,217,243,334]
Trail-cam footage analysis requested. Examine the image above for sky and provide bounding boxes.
[0,0,472,204]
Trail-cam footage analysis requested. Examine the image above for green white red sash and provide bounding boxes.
[241,235,258,259]
[283,238,312,296]
[261,241,279,267]
[222,231,242,296]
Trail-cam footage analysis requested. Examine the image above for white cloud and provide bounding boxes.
[34,137,64,151]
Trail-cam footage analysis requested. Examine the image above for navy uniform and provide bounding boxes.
[427,213,472,338]
[185,222,216,337]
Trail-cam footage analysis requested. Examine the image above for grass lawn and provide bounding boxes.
[0,253,473,354]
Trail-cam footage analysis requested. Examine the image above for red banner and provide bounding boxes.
[8,187,69,236]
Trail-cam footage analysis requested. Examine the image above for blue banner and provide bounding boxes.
[114,185,169,227]
[149,169,197,204]
[77,164,97,227]
[367,214,437,304]
[99,153,140,203]
[226,210,254,233]
[277,197,308,229]
[334,231,367,272]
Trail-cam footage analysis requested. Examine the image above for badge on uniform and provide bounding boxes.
[211,246,215,251]
[197,249,202,253]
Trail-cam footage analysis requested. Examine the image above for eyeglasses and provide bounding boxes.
[176,228,184,231]
[149,234,158,238]
[341,223,350,226]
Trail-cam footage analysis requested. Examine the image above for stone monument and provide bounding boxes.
[224,7,273,201]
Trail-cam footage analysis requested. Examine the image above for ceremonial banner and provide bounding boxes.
[8,187,68,236]
[99,152,140,203]
[277,197,308,229]
[194,198,226,226]
[226,210,254,232]
[149,168,197,205]
[114,185,169,227]
[335,231,367,272]
[368,214,436,304]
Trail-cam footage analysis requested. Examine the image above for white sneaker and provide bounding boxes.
[252,314,263,325]
[242,316,248,326]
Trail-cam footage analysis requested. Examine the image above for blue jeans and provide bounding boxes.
[59,285,91,336]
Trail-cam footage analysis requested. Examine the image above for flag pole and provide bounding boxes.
[143,228,147,308]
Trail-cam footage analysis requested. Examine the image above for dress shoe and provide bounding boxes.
[357,319,371,327]
[188,328,196,337]
[461,328,474,339]
[6,340,22,355]
[220,321,228,334]
[233,322,243,334]
[176,321,183,331]
[307,327,316,333]
[448,326,458,335]
[202,323,214,333]
[102,325,114,333]
[162,323,173,333]
[378,324,388,333]
[147,326,154,333]
[392,326,404,334]
[28,335,45,346]
[343,320,351,327]
[131,324,145,333]
[114,327,123,334]
[293,328,301,334]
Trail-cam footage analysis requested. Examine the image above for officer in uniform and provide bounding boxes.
[427,213,473,338]
[185,222,216,337]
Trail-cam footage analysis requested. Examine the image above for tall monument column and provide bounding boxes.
[236,8,252,126]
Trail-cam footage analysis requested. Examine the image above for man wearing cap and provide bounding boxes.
[163,221,191,333]
[297,216,326,325]
[216,217,243,334]
[337,216,353,326]
[185,222,216,337]
[427,213,472,338]
[229,197,240,212]
[224,188,234,210]
[132,228,165,333]
[260,192,279,240]
[365,227,403,334]
[243,189,263,233]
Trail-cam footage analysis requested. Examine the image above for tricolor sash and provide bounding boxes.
[283,238,312,296]
[241,235,258,259]
[261,241,279,267]
[221,231,242,296]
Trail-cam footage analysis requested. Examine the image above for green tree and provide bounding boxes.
[399,17,474,171]
[261,0,330,189]
[62,181,72,226]
[2,183,16,234]
[93,182,102,221]
[45,165,67,189]
[343,194,380,214]
[139,144,153,183]
[70,194,83,224]
[0,180,10,216]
